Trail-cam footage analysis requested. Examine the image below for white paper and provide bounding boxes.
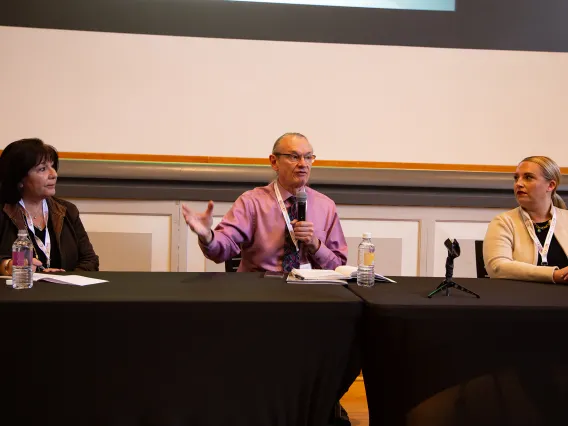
[291,265,397,283]
[286,274,347,285]
[33,273,108,286]
[334,265,358,277]
[289,269,347,280]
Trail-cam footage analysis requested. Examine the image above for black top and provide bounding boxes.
[535,221,568,268]
[27,217,61,269]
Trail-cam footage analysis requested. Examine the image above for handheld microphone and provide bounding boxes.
[296,191,307,222]
[296,191,307,251]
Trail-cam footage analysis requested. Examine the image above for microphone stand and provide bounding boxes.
[428,239,480,299]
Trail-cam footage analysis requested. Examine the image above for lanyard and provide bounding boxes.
[273,181,307,252]
[520,206,557,266]
[19,199,51,268]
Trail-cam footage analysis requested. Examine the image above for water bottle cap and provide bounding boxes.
[5,279,12,286]
[362,232,372,239]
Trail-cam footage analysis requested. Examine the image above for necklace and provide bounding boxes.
[24,205,41,220]
[534,220,550,233]
[29,207,43,220]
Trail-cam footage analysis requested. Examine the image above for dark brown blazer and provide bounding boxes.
[0,197,99,271]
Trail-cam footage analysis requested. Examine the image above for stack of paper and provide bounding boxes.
[287,269,349,285]
[289,269,348,281]
[33,273,108,286]
[287,265,396,284]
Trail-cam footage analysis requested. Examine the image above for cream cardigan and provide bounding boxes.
[483,207,568,282]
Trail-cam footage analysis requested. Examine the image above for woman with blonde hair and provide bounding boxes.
[483,155,568,283]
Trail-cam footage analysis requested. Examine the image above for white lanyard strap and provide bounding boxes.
[274,181,303,252]
[19,199,51,268]
[520,206,557,266]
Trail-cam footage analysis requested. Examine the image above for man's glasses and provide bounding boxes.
[273,153,316,164]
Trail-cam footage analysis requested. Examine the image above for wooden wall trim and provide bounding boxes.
[3,150,568,174]
[49,151,545,173]
[59,151,519,172]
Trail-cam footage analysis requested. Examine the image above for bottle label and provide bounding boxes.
[12,250,32,267]
[364,252,375,266]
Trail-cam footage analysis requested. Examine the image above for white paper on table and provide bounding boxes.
[33,273,108,286]
[290,265,397,283]
[286,274,348,285]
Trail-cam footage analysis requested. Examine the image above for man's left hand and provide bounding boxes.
[292,220,321,253]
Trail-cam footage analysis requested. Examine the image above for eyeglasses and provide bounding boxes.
[273,153,316,163]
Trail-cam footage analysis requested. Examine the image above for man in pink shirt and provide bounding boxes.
[183,133,353,425]
[182,132,348,272]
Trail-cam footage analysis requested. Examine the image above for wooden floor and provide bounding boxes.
[340,378,369,426]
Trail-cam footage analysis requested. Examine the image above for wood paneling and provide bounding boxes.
[4,149,568,173]
[57,151,522,172]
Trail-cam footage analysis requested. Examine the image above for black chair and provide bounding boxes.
[224,255,242,272]
[475,240,489,278]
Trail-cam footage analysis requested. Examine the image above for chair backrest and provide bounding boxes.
[474,240,489,278]
[224,255,242,273]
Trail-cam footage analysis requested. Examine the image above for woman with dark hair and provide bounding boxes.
[0,138,99,275]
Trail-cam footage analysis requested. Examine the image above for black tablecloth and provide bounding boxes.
[351,277,568,426]
[0,272,362,426]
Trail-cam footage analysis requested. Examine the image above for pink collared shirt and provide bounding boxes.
[199,182,348,272]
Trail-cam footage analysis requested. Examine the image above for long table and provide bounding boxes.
[351,277,568,426]
[0,272,362,426]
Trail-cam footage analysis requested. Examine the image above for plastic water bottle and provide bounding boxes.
[357,232,375,287]
[12,229,34,290]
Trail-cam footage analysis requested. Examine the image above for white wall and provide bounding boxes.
[1,25,567,166]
